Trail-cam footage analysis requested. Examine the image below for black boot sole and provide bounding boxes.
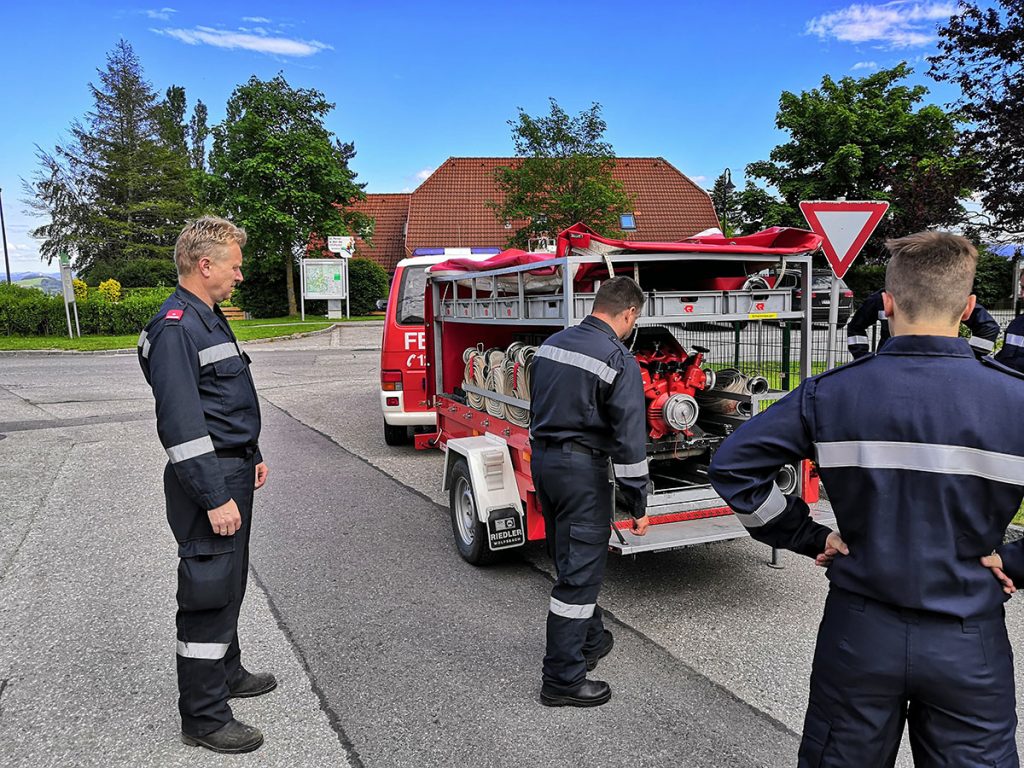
[540,689,612,708]
[229,679,278,699]
[180,732,264,753]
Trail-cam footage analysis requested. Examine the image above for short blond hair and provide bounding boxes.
[884,231,977,324]
[174,216,247,276]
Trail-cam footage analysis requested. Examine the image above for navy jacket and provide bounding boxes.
[994,315,1024,374]
[846,290,999,359]
[709,335,1024,619]
[529,315,649,517]
[138,285,262,510]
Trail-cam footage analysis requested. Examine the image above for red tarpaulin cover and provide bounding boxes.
[555,222,823,257]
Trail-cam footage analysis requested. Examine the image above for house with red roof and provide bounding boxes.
[348,157,719,272]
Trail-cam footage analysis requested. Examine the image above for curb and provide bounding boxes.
[0,320,384,357]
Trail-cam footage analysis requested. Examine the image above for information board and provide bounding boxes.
[302,259,348,300]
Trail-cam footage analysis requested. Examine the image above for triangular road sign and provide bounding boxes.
[799,200,889,279]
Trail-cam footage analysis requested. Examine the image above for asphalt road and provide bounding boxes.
[2,322,1024,767]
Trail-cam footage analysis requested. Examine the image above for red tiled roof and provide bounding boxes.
[349,193,410,272]
[349,157,719,271]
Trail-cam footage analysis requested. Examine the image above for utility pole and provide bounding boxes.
[0,187,11,284]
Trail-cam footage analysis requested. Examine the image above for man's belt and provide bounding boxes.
[533,439,607,458]
[215,445,256,459]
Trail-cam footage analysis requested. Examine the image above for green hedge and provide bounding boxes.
[0,283,167,336]
[83,258,178,288]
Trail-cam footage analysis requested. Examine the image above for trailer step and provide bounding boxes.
[608,504,837,555]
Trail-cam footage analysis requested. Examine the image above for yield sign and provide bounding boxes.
[799,200,889,279]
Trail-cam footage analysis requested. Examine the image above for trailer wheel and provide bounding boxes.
[383,421,409,446]
[449,458,497,565]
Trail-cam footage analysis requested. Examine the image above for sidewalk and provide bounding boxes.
[0,413,350,767]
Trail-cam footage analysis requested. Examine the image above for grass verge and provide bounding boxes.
[0,315,379,351]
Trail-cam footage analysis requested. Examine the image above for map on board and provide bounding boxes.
[302,259,348,299]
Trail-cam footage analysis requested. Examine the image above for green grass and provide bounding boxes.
[0,315,379,351]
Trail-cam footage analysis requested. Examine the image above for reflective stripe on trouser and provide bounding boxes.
[164,455,255,736]
[532,442,612,690]
[798,587,1018,768]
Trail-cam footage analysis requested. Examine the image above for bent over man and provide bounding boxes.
[710,232,1024,767]
[139,217,274,754]
[529,276,650,708]
[846,287,999,359]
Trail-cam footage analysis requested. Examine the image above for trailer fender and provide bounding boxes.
[443,435,524,524]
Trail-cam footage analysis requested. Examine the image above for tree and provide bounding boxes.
[708,171,741,236]
[747,64,978,260]
[930,1,1024,235]
[188,100,209,172]
[24,40,200,274]
[208,74,372,316]
[489,99,634,248]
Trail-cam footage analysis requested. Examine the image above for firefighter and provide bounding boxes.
[709,232,1024,766]
[846,288,999,359]
[139,217,273,754]
[529,276,651,708]
[994,272,1024,373]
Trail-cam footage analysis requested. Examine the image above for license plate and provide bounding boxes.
[487,508,525,550]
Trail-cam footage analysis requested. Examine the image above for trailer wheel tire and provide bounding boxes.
[449,458,498,566]
[383,421,409,446]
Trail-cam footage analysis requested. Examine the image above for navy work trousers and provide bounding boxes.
[164,455,255,736]
[799,586,1018,767]
[532,442,612,690]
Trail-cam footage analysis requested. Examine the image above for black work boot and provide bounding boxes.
[229,670,278,698]
[584,629,614,671]
[181,719,264,753]
[540,679,612,708]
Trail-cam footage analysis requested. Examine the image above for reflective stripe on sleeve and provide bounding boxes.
[734,482,786,528]
[816,441,1024,486]
[1005,334,1024,348]
[198,342,240,367]
[613,459,649,478]
[549,597,596,620]
[535,345,617,384]
[138,330,151,359]
[970,336,995,352]
[176,640,229,660]
[847,335,869,346]
[166,435,216,464]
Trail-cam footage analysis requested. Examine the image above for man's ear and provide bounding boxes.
[881,290,895,317]
[961,294,977,322]
[198,257,212,277]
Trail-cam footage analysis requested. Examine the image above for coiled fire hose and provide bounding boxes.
[462,345,487,411]
[462,342,537,426]
[696,368,770,417]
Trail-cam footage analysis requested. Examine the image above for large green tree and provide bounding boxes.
[489,99,634,247]
[747,63,978,260]
[707,170,741,236]
[24,40,200,273]
[930,0,1024,236]
[207,74,371,316]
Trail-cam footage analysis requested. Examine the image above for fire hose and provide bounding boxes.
[696,368,769,417]
[463,342,537,427]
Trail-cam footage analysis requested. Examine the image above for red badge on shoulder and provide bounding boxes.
[165,309,184,321]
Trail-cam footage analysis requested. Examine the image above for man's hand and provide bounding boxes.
[815,531,849,567]
[254,462,269,490]
[208,499,241,536]
[631,515,650,536]
[981,552,1016,594]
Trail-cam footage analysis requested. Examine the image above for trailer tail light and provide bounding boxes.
[795,290,802,298]
[843,290,854,298]
[381,370,403,391]
[385,397,399,407]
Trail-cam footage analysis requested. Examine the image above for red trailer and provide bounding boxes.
[419,224,836,564]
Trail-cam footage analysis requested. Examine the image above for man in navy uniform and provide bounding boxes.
[995,271,1024,373]
[529,276,651,707]
[710,232,1024,766]
[846,287,999,359]
[139,217,273,754]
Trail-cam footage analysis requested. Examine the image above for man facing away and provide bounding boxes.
[710,231,1024,766]
[529,276,651,708]
[139,216,274,753]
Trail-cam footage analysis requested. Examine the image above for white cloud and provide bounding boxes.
[852,60,880,70]
[145,7,176,20]
[414,167,434,182]
[154,25,332,57]
[806,1,955,48]
[242,16,270,23]
[689,174,707,184]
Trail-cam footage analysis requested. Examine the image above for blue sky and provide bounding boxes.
[1,0,969,273]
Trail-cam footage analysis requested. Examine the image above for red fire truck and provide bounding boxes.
[418,224,835,564]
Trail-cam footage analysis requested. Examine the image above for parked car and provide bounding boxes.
[766,269,854,326]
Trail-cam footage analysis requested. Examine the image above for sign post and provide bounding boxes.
[799,200,889,369]
[326,236,354,319]
[58,251,80,338]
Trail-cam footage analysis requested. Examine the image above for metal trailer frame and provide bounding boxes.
[428,245,835,557]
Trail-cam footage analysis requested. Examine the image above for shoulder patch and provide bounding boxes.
[165,309,184,321]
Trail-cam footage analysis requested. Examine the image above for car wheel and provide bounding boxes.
[449,458,498,565]
[383,421,410,446]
